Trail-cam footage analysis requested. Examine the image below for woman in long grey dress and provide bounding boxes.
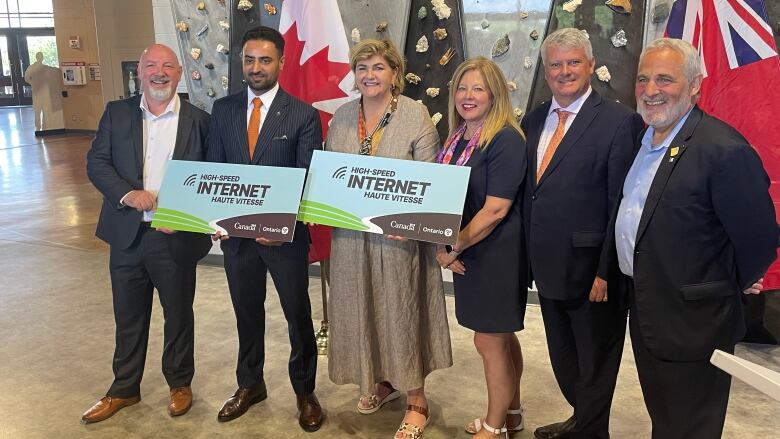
[326,39,453,439]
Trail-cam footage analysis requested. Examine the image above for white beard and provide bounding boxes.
[145,85,173,102]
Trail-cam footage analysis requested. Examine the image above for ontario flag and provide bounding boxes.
[666,0,780,289]
[278,0,359,262]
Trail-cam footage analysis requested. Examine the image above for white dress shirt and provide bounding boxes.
[536,87,592,172]
[246,83,279,138]
[138,94,180,222]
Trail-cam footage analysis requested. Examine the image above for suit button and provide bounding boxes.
[531,195,537,201]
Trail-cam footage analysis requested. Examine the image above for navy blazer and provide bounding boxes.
[206,87,322,256]
[606,106,779,361]
[86,94,212,261]
[522,90,644,300]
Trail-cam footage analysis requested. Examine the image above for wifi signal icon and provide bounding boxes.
[332,166,348,180]
[183,174,198,187]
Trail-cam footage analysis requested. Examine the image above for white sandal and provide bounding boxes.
[478,420,508,438]
[465,406,524,435]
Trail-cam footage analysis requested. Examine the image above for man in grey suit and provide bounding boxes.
[206,26,323,431]
[83,44,211,423]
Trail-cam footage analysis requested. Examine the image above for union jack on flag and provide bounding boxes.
[665,0,780,289]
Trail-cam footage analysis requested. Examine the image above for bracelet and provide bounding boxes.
[448,250,460,258]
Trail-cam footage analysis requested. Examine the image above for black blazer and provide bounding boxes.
[206,87,322,256]
[86,94,212,262]
[521,90,644,300]
[607,106,779,361]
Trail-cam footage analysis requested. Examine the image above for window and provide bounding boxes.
[0,0,54,29]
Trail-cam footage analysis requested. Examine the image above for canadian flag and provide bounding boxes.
[278,0,359,262]
[278,0,359,138]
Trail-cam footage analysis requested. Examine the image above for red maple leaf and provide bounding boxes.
[279,22,352,137]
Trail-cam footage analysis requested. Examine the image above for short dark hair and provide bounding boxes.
[241,26,285,56]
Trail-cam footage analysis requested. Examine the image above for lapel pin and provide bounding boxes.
[669,146,680,162]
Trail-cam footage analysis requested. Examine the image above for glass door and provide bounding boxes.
[0,30,56,107]
[0,34,17,105]
[19,31,57,106]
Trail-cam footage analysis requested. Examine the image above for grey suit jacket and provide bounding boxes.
[86,94,212,261]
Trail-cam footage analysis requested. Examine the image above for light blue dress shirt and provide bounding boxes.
[615,109,692,277]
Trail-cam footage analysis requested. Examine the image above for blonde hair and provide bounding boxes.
[349,39,405,94]
[446,57,524,149]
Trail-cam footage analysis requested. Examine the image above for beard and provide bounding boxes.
[638,93,692,130]
[245,71,277,94]
[145,85,174,102]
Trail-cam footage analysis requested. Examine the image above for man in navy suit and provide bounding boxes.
[610,38,778,439]
[206,26,323,431]
[521,28,644,439]
[83,44,211,423]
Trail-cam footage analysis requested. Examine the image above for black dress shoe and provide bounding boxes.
[296,393,323,432]
[535,415,576,439]
[217,382,268,422]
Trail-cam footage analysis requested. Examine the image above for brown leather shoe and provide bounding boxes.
[296,393,323,432]
[217,382,267,422]
[81,395,141,424]
[168,386,193,417]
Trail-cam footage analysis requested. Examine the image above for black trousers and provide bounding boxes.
[107,226,197,398]
[629,301,732,439]
[223,236,317,395]
[538,294,627,439]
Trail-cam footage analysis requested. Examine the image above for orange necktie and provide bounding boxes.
[247,97,262,159]
[537,109,572,183]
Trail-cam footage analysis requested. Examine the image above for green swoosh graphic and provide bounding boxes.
[298,211,370,231]
[298,207,366,229]
[298,203,368,230]
[299,200,364,223]
[150,219,214,234]
[155,208,210,226]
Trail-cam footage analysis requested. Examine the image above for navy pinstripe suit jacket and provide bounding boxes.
[206,87,322,256]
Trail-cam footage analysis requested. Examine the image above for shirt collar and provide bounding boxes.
[247,82,279,109]
[549,86,592,116]
[641,107,694,152]
[140,93,180,118]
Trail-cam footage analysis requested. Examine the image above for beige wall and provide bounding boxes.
[52,0,102,130]
[94,0,155,103]
[52,0,154,130]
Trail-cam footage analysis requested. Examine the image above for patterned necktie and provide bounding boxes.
[537,108,572,183]
[247,97,262,159]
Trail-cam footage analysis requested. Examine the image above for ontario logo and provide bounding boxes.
[183,174,197,187]
[332,166,347,180]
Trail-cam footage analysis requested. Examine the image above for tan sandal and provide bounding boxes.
[357,382,400,414]
[465,406,524,435]
[395,404,429,439]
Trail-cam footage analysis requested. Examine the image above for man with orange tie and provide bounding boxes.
[205,26,323,431]
[521,28,644,439]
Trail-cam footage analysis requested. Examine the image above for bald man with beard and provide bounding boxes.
[83,44,212,424]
